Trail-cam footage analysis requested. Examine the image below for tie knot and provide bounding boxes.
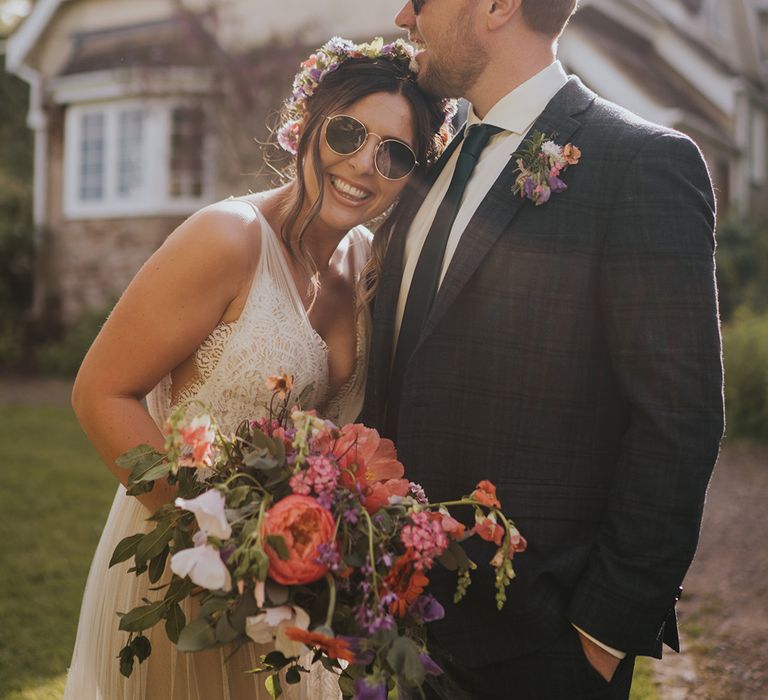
[461,123,504,160]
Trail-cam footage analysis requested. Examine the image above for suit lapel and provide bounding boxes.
[419,78,596,345]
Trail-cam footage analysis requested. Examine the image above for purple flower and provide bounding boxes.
[408,482,428,504]
[341,636,375,666]
[354,677,387,700]
[523,178,536,198]
[419,652,444,676]
[410,595,445,623]
[547,173,568,193]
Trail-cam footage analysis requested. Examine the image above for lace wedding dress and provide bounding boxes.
[64,201,371,699]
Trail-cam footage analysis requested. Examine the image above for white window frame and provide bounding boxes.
[63,97,215,219]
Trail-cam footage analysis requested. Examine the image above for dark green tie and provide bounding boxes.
[385,123,503,440]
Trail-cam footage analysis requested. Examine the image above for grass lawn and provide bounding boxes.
[0,405,115,699]
[0,403,661,700]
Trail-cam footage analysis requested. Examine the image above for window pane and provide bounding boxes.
[79,113,105,201]
[118,110,144,197]
[169,106,205,199]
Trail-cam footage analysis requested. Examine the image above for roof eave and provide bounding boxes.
[5,0,65,73]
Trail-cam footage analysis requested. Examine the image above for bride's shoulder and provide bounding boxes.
[168,196,266,271]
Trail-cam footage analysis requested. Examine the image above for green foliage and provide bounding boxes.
[716,217,768,321]
[0,54,35,369]
[36,306,112,377]
[723,308,768,441]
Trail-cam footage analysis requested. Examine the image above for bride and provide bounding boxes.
[63,37,453,699]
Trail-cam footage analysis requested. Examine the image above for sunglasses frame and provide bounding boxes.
[411,0,426,14]
[323,114,419,181]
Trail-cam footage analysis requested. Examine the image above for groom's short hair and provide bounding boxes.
[522,0,578,36]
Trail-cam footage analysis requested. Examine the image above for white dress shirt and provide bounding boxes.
[394,61,569,346]
[393,61,627,661]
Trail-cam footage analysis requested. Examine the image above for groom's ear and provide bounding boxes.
[485,0,523,31]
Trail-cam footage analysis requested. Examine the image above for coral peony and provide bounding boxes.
[262,495,336,585]
[334,424,406,512]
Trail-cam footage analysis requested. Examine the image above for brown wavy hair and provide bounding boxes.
[277,56,451,308]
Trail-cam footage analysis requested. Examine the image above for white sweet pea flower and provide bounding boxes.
[170,532,232,591]
[175,489,232,540]
[245,605,310,657]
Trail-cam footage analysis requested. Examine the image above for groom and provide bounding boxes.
[362,1,724,698]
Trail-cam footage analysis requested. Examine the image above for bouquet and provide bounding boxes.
[111,374,526,698]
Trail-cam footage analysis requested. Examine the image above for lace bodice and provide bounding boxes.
[147,200,371,434]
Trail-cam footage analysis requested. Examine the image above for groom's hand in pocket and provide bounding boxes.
[576,630,622,682]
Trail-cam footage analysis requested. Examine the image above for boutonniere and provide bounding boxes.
[512,131,581,206]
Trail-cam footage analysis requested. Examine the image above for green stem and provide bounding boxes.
[324,573,337,629]
[360,508,380,600]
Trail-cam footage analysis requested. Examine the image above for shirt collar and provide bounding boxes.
[467,61,569,134]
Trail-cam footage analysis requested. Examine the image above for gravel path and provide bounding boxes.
[654,441,768,699]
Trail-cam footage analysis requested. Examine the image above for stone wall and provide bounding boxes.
[52,216,183,324]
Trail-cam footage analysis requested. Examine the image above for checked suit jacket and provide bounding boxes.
[360,77,724,667]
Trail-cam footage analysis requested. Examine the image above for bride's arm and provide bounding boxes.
[72,202,261,513]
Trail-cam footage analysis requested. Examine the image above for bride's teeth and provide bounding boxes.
[331,176,370,201]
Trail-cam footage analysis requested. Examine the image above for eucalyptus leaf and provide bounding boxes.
[126,480,153,496]
[250,430,273,451]
[137,521,174,564]
[119,601,167,632]
[130,635,152,663]
[115,444,163,471]
[215,612,240,644]
[386,637,425,686]
[148,547,170,584]
[266,535,290,561]
[199,596,229,618]
[164,576,193,604]
[176,617,217,652]
[109,533,144,568]
[165,603,186,644]
[133,461,172,483]
[118,645,135,678]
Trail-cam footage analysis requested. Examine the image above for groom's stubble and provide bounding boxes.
[416,3,490,100]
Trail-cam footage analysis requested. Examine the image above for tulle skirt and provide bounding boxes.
[63,485,340,699]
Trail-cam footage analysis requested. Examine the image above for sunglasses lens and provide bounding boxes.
[325,116,366,154]
[411,0,425,14]
[376,140,417,179]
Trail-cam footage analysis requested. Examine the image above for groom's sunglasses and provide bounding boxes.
[411,0,426,14]
[324,115,419,181]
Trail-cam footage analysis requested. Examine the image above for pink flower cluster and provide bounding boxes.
[401,511,449,570]
[289,454,339,504]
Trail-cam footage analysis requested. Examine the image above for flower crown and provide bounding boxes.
[277,36,457,156]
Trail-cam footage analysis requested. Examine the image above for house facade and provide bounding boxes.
[6,0,768,326]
